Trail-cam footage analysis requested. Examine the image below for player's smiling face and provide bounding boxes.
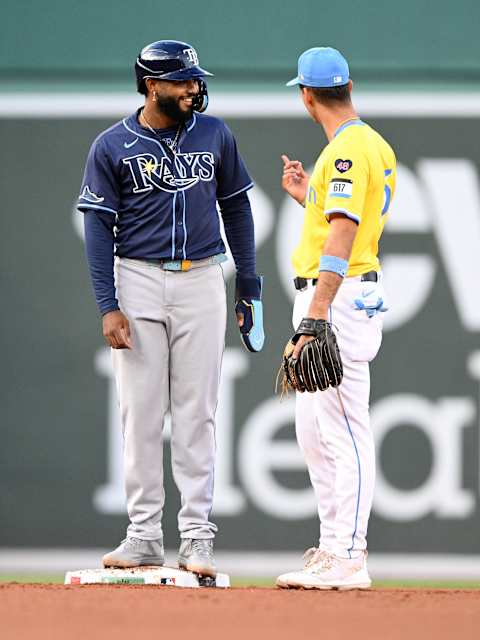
[152,79,199,123]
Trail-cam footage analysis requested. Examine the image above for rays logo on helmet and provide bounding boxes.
[183,48,199,65]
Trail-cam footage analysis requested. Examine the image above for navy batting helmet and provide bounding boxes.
[135,40,213,111]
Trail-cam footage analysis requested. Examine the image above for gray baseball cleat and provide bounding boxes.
[178,538,216,577]
[102,536,164,568]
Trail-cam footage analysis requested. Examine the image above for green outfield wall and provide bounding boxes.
[1,0,480,91]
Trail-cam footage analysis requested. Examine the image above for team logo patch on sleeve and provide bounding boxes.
[328,178,352,198]
[79,185,105,203]
[335,159,352,173]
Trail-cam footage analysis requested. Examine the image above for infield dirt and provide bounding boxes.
[1,583,479,639]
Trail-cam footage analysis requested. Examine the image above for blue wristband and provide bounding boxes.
[319,255,349,278]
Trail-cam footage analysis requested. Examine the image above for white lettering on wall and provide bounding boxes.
[371,393,475,521]
[238,397,314,519]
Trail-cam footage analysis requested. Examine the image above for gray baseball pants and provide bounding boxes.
[112,257,227,541]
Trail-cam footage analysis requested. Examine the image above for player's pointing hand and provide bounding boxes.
[102,310,133,349]
[281,154,309,206]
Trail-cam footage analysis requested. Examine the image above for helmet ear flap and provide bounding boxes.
[193,78,209,113]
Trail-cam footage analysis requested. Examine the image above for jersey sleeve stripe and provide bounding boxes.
[217,181,254,201]
[324,208,360,224]
[77,203,118,215]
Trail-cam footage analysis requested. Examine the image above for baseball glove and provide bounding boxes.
[279,318,343,394]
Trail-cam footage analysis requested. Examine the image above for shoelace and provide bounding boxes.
[191,539,213,557]
[303,547,327,568]
[317,553,337,571]
[121,537,145,548]
[303,548,340,573]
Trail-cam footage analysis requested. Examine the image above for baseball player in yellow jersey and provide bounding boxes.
[276,47,396,590]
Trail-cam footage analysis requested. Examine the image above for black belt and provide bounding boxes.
[294,270,378,291]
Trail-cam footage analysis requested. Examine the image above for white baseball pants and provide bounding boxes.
[293,275,383,558]
[112,257,227,541]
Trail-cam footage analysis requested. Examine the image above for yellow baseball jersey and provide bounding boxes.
[292,119,396,278]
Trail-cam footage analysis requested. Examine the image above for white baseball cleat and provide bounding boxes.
[276,548,371,590]
[102,537,164,568]
[178,538,216,578]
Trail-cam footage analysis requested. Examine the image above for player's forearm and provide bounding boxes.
[219,191,256,275]
[307,216,358,319]
[307,272,343,319]
[83,210,119,315]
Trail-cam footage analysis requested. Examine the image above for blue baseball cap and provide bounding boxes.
[286,47,350,88]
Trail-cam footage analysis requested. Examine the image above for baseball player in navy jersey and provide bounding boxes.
[78,40,264,578]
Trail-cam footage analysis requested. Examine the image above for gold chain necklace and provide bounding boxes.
[141,109,182,154]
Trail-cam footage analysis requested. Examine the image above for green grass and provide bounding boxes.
[374,580,480,589]
[233,577,480,589]
[0,574,65,584]
[1,575,480,589]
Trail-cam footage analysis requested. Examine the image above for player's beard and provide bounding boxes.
[155,95,193,124]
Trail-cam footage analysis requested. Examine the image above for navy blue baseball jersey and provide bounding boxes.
[77,109,253,261]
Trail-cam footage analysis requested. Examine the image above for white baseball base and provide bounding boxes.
[64,566,230,588]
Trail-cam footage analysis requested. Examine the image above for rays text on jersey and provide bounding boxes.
[122,151,215,194]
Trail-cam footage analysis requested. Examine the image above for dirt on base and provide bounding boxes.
[1,583,479,640]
